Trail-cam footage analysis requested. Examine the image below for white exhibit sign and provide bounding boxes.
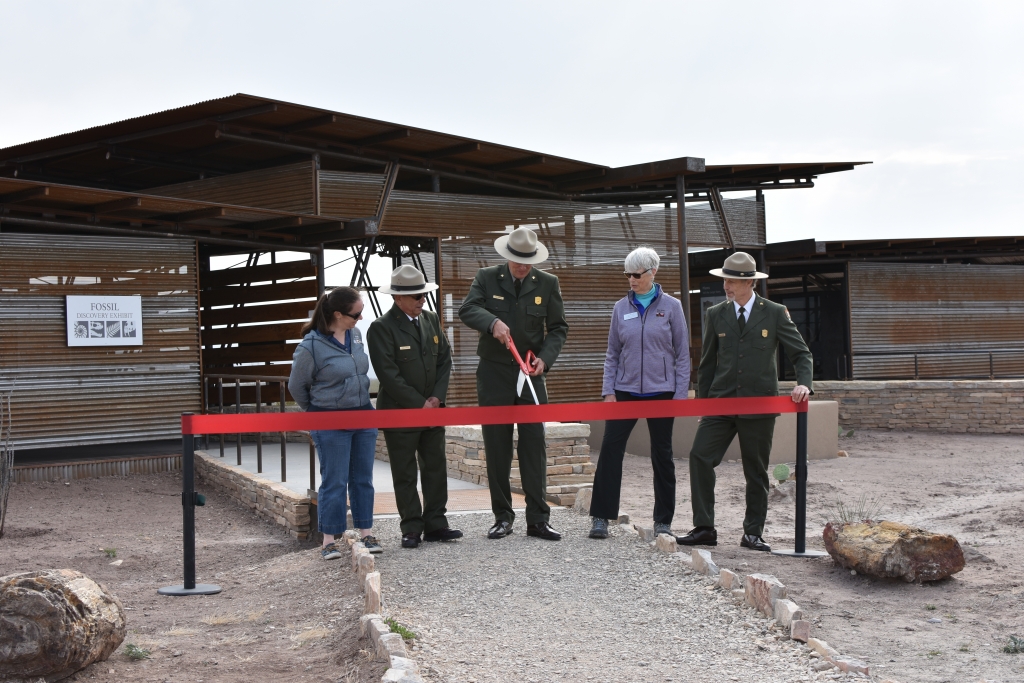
[66,295,144,346]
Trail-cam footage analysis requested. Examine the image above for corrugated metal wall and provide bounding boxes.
[0,233,201,449]
[849,263,1024,379]
[148,162,316,214]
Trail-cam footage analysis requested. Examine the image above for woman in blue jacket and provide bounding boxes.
[588,247,691,539]
[288,287,381,559]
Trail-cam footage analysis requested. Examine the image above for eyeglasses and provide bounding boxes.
[623,269,651,279]
[341,308,364,320]
[406,293,427,301]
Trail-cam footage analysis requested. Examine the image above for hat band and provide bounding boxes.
[390,282,427,291]
[507,244,538,259]
[722,267,756,277]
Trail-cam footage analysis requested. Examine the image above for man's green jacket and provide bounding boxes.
[458,263,569,371]
[367,305,452,411]
[697,294,813,414]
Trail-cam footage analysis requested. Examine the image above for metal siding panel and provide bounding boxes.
[147,162,315,214]
[0,233,200,449]
[848,262,1024,378]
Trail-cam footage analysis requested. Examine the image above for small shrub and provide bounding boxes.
[820,494,886,526]
[123,643,150,660]
[385,617,416,640]
[925,604,937,611]
[1004,635,1024,654]
[772,464,790,484]
[102,548,117,559]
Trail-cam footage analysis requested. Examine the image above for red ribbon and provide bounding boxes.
[182,397,808,435]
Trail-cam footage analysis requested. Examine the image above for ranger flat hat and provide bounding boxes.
[494,227,549,265]
[709,251,768,280]
[378,264,439,295]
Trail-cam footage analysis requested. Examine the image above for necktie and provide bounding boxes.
[412,317,420,331]
[737,306,746,332]
[514,279,522,298]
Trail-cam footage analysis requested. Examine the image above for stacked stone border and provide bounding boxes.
[571,490,873,678]
[783,379,1024,434]
[194,450,313,540]
[342,530,424,683]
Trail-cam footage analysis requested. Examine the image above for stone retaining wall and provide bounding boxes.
[374,423,594,507]
[194,450,313,540]
[785,380,1024,434]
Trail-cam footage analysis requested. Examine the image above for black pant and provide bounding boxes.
[589,391,676,524]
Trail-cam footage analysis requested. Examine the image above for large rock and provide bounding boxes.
[0,569,126,681]
[745,573,787,617]
[823,521,965,582]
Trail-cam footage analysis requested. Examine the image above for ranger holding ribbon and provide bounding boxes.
[458,227,569,541]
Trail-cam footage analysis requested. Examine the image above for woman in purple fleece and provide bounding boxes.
[588,246,691,539]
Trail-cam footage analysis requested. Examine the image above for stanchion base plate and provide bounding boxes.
[158,583,222,596]
[771,549,829,558]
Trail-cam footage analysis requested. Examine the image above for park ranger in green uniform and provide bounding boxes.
[677,252,813,552]
[458,228,569,541]
[368,265,462,549]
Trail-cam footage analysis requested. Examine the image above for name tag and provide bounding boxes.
[718,333,726,337]
[623,312,638,320]
[492,295,505,300]
[399,346,411,350]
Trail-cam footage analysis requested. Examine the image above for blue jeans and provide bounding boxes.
[310,404,377,535]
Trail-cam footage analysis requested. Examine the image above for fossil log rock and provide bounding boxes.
[0,569,126,681]
[823,520,965,582]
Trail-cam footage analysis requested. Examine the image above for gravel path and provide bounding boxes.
[371,509,838,683]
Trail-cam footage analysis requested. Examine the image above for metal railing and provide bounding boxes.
[202,373,316,491]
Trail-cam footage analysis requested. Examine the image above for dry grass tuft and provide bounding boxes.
[163,626,198,637]
[289,627,330,647]
[200,613,243,626]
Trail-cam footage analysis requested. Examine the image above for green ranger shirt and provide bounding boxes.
[367,306,452,411]
[697,294,813,414]
[458,263,569,371]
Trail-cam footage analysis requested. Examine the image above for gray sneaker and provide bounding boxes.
[654,522,673,536]
[589,518,609,539]
[360,535,383,554]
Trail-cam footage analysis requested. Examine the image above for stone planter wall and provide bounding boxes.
[782,380,1024,434]
[195,450,313,540]
[374,423,594,507]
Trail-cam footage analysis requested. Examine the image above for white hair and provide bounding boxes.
[624,246,660,274]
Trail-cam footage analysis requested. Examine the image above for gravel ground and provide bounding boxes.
[371,509,839,683]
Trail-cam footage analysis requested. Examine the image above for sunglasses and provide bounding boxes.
[405,293,427,301]
[341,307,364,320]
[623,269,651,279]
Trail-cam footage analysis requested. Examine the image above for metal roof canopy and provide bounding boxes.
[0,94,867,200]
[0,176,348,252]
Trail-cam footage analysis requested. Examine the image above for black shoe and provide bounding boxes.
[676,527,718,546]
[589,518,609,539]
[487,521,514,539]
[423,527,463,542]
[740,534,771,552]
[526,522,561,541]
[401,532,421,548]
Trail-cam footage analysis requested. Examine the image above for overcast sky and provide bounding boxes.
[2,1,1022,245]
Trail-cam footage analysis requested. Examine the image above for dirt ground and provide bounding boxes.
[614,428,1024,683]
[0,472,386,683]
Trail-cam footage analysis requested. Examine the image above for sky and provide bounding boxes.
[2,1,1022,251]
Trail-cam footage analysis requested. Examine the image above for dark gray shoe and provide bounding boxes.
[589,518,609,539]
[654,522,673,536]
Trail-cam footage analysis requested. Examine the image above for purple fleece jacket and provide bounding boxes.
[601,286,691,399]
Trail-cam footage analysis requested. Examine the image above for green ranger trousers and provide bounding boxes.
[689,415,776,536]
[476,358,550,526]
[381,426,449,535]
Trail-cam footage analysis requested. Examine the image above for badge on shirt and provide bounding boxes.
[399,346,411,350]
[433,335,439,344]
[493,295,504,300]
[623,312,639,320]
[762,329,768,338]
[718,332,726,337]
[656,310,665,317]
[535,296,542,305]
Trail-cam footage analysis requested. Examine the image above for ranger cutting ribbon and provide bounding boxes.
[458,227,569,541]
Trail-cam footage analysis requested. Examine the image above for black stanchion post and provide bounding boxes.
[159,414,222,596]
[773,404,827,559]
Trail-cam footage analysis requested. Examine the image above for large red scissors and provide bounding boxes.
[507,339,540,405]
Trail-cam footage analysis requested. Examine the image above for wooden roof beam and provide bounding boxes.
[279,114,337,134]
[353,128,411,148]
[488,155,546,172]
[0,186,50,204]
[90,197,142,214]
[422,142,480,159]
[559,156,705,191]
[161,207,227,223]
